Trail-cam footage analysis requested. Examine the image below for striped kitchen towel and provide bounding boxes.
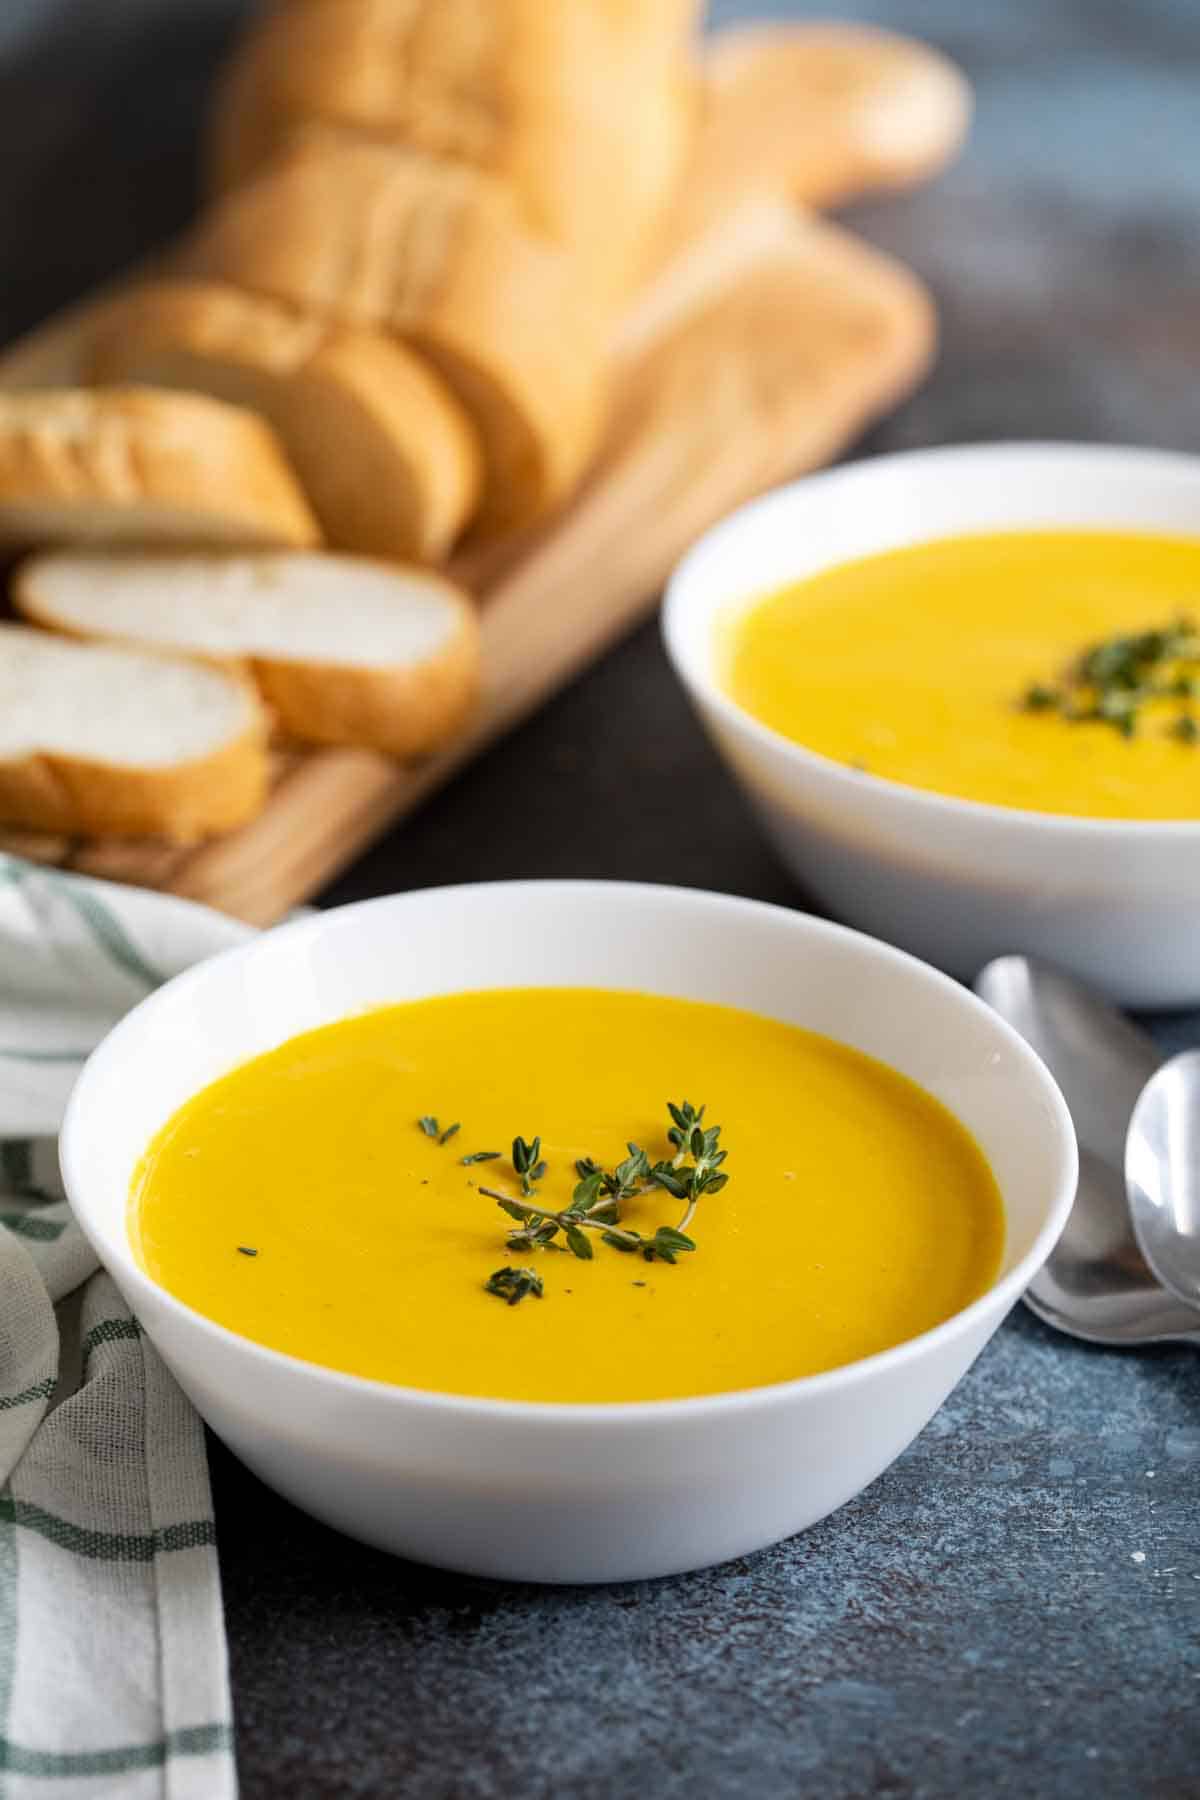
[0,856,252,1799]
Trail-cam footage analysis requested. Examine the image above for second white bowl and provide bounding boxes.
[663,442,1200,1008]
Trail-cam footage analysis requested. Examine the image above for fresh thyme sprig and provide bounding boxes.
[1020,616,1200,742]
[480,1101,727,1304]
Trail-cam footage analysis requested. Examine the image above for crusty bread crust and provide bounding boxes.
[207,0,697,304]
[16,553,483,762]
[0,387,321,550]
[184,140,608,533]
[88,283,482,562]
[0,727,270,843]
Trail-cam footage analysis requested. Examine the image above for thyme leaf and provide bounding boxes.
[484,1265,544,1306]
[511,1134,547,1196]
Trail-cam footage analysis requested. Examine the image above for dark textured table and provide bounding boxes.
[3,2,1198,1794]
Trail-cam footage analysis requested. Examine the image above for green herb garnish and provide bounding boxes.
[484,1265,544,1306]
[479,1101,726,1300]
[1020,616,1200,742]
[419,1115,466,1147]
[461,1149,501,1165]
[237,1246,258,1258]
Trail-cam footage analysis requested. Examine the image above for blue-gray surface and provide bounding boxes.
[2,1,1199,1795]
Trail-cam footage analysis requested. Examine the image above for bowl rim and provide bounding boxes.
[60,879,1078,1425]
[662,438,1200,840]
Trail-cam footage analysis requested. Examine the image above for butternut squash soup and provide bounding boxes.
[724,529,1200,819]
[131,988,1003,1404]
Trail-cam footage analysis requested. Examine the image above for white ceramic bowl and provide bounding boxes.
[60,881,1075,1584]
[663,442,1200,1009]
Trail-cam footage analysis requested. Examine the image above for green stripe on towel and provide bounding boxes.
[80,1317,141,1370]
[0,1497,216,1563]
[0,1722,233,1775]
[0,1214,65,1242]
[0,1378,55,1415]
[55,883,168,991]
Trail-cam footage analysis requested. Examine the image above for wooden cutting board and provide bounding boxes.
[0,24,958,924]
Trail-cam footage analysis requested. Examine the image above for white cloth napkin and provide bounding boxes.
[0,856,251,1799]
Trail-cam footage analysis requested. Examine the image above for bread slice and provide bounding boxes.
[16,549,481,760]
[206,0,697,304]
[0,388,321,552]
[185,140,608,533]
[0,623,270,841]
[88,283,481,563]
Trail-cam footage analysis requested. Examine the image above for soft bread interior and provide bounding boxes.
[0,624,259,768]
[19,551,469,671]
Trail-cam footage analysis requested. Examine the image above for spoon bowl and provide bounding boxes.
[1026,1146,1200,1346]
[1126,1048,1200,1311]
[974,955,1200,1347]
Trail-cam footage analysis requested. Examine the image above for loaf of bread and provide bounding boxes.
[184,140,608,533]
[207,0,699,304]
[0,387,321,551]
[17,549,481,760]
[88,283,481,562]
[0,622,270,841]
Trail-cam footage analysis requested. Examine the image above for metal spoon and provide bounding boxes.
[1126,1049,1200,1310]
[973,956,1200,1347]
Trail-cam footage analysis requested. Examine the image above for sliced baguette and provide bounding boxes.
[17,550,481,761]
[184,140,608,534]
[88,283,481,563]
[0,387,321,551]
[206,0,697,304]
[0,622,270,841]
